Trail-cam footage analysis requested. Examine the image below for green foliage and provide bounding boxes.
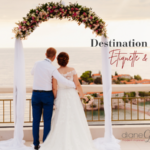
[139,91,150,97]
[100,98,103,105]
[124,92,136,98]
[91,93,98,97]
[134,75,142,80]
[117,77,120,81]
[119,78,131,82]
[114,80,120,84]
[94,77,102,84]
[122,96,128,103]
[115,71,118,76]
[80,71,93,83]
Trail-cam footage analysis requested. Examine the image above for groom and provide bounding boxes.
[31,47,76,150]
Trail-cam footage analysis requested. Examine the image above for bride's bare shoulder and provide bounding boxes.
[68,67,75,71]
[57,67,61,71]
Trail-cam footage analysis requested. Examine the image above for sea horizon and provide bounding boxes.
[0,47,150,88]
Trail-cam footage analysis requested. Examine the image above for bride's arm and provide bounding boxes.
[73,74,84,98]
[52,77,57,99]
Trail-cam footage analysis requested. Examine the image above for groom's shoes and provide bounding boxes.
[34,145,40,150]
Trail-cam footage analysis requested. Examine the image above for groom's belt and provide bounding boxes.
[33,90,52,92]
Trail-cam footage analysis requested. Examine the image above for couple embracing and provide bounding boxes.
[31,47,97,150]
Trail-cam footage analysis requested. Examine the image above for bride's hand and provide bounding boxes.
[81,96,88,102]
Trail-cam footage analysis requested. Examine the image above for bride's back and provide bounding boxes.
[58,66,76,81]
[56,52,77,89]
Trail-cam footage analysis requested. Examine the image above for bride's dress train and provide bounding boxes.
[40,70,97,150]
[40,70,120,150]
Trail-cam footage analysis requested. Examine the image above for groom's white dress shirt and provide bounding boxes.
[31,58,75,91]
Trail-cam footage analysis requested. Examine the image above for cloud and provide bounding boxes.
[0,0,150,22]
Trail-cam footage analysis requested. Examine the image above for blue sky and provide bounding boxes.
[0,0,150,47]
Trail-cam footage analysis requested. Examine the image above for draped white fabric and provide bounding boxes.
[93,36,120,150]
[0,38,32,150]
[0,37,120,150]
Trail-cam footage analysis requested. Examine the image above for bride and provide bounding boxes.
[40,52,97,150]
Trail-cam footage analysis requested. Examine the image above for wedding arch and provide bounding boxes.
[0,1,120,150]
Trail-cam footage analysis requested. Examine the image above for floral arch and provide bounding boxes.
[0,1,120,150]
[13,1,107,39]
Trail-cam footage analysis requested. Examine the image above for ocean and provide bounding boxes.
[0,47,150,88]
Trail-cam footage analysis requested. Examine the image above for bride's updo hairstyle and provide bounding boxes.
[57,52,69,67]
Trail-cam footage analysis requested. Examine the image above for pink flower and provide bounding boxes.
[96,30,98,32]
[96,20,98,23]
[19,25,22,29]
[65,9,67,12]
[48,8,51,11]
[32,17,35,20]
[83,20,86,22]
[90,16,93,19]
[59,8,62,11]
[23,21,26,24]
[36,10,39,13]
[73,13,77,17]
[83,12,87,16]
[53,6,56,9]
[75,8,79,11]
[71,8,74,11]
[50,9,54,13]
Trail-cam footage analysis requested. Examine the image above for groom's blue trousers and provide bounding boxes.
[32,91,54,146]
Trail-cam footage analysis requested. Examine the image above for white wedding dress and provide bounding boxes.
[40,70,97,150]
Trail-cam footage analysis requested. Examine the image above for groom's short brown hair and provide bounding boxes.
[46,47,57,58]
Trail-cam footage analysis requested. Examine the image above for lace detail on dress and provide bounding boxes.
[58,70,77,89]
[61,70,77,81]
